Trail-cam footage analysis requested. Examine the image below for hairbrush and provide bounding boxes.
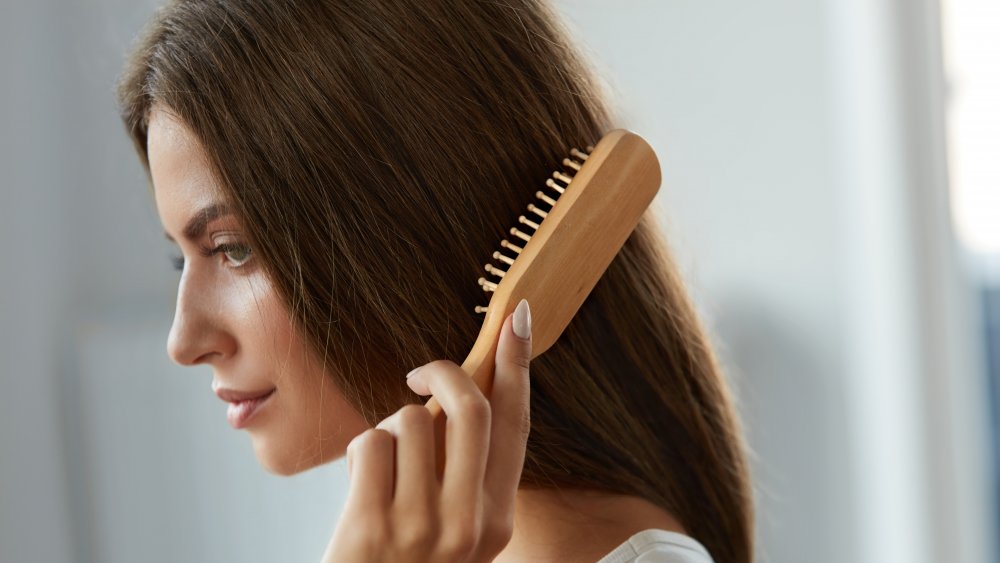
[422,129,662,466]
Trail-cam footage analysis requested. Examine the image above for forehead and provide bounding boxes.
[147,106,224,223]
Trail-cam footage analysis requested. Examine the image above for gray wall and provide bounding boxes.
[1,1,994,562]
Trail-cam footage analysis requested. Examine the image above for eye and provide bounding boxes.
[218,243,253,267]
[168,243,254,271]
[202,242,253,269]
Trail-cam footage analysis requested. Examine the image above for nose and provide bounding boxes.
[166,269,235,366]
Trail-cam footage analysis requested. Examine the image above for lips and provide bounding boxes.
[215,386,276,403]
[225,388,276,429]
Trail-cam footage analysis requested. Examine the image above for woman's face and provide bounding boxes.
[147,105,370,476]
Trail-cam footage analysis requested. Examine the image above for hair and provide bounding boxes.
[116,1,755,561]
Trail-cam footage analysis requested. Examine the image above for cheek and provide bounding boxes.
[255,353,368,473]
[245,284,327,407]
[238,274,371,469]
[240,274,301,370]
[281,341,370,453]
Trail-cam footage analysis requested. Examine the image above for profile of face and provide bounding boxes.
[148,105,371,476]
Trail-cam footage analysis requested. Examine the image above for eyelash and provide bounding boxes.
[170,243,253,271]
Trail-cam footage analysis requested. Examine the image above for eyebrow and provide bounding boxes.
[164,203,234,243]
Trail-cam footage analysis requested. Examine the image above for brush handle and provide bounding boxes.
[421,302,508,478]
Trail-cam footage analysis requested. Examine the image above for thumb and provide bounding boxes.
[482,298,532,503]
[497,298,532,373]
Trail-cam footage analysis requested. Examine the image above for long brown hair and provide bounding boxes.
[116,1,755,561]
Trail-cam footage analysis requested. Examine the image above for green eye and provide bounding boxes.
[222,244,252,266]
[200,242,253,268]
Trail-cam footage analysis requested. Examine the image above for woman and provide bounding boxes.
[116,1,755,562]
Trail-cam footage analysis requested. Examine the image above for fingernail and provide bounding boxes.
[406,366,429,395]
[513,298,531,340]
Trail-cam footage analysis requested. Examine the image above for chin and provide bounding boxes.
[251,435,347,477]
[251,436,307,476]
[259,456,304,477]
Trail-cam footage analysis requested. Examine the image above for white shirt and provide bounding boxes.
[597,529,715,563]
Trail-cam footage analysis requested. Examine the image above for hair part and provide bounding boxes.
[117,1,755,561]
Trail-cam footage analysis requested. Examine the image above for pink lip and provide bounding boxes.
[215,386,275,403]
[216,387,276,429]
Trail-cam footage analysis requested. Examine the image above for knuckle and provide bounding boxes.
[510,354,531,371]
[519,408,532,439]
[394,520,439,553]
[424,359,460,373]
[368,428,394,446]
[397,404,432,428]
[353,428,393,452]
[437,525,478,560]
[456,393,490,425]
[480,516,515,555]
[346,434,362,458]
[346,515,388,550]
[372,421,390,435]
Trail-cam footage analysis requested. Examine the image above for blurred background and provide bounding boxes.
[1,0,997,562]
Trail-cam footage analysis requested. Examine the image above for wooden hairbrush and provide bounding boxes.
[423,129,662,468]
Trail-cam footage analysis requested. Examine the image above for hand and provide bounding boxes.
[321,299,533,562]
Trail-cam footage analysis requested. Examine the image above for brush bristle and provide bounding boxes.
[474,145,592,315]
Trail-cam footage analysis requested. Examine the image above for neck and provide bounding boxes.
[493,487,687,563]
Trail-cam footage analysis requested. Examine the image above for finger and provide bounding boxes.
[343,429,395,512]
[483,299,532,513]
[407,360,491,513]
[375,405,438,508]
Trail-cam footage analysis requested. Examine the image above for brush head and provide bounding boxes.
[473,129,662,358]
[421,128,661,435]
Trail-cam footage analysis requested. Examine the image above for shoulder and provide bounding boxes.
[597,529,715,563]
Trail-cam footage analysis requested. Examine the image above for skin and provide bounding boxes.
[149,105,371,476]
[148,104,687,562]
